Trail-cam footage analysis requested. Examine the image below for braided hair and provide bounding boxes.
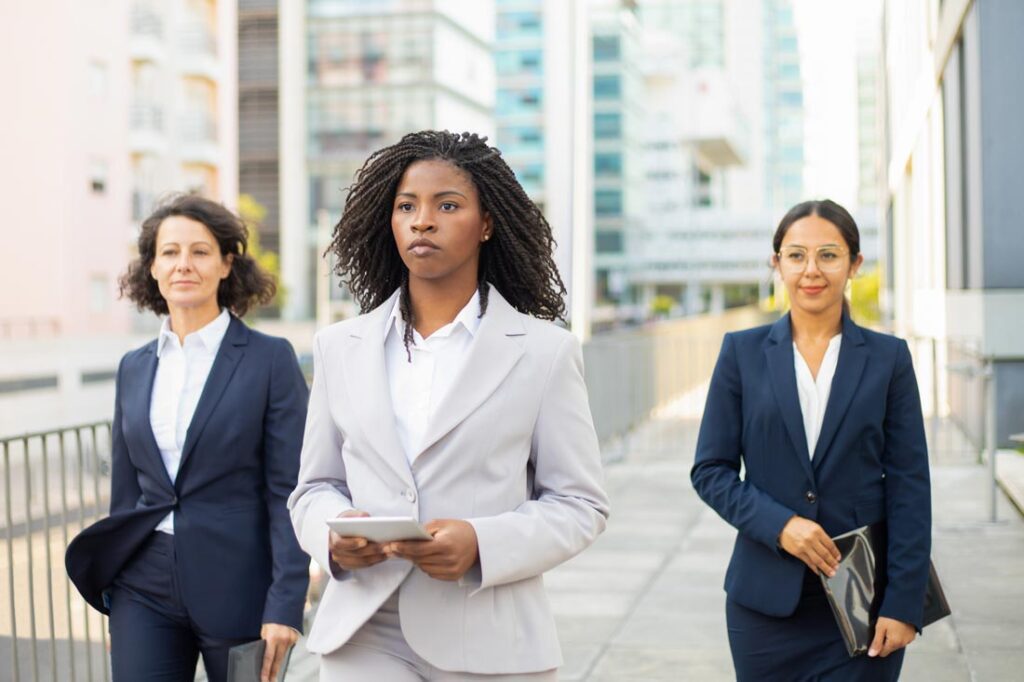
[328,130,567,356]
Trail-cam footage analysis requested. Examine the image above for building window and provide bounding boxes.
[593,75,621,100]
[593,36,620,62]
[497,11,541,38]
[90,274,109,313]
[88,61,108,98]
[595,230,623,253]
[594,152,622,177]
[496,49,542,75]
[90,159,108,194]
[594,112,622,139]
[595,189,622,216]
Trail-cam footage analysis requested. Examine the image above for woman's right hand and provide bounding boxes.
[778,516,841,577]
[328,510,389,570]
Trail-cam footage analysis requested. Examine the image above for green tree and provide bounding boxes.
[237,194,285,313]
[850,267,881,326]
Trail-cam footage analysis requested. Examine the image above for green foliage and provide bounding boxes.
[650,294,675,318]
[237,194,285,311]
[850,267,881,326]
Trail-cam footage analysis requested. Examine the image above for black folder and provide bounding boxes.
[226,638,292,682]
[819,522,951,657]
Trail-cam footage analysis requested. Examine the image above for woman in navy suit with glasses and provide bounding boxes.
[692,199,931,681]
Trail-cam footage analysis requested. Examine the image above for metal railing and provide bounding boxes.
[904,334,1000,521]
[2,423,112,682]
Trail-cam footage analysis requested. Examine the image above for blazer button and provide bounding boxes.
[805,491,817,504]
[404,489,417,503]
[171,496,178,506]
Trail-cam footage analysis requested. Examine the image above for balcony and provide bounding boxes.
[130,2,164,62]
[178,22,219,81]
[128,101,166,153]
[678,69,748,168]
[178,111,219,165]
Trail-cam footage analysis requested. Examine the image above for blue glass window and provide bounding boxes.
[593,75,621,100]
[593,36,620,62]
[594,152,622,177]
[594,112,622,139]
[595,230,623,253]
[595,189,622,216]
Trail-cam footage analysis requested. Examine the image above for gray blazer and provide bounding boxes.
[288,287,610,674]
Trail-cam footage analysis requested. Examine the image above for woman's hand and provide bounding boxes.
[869,617,916,657]
[328,510,389,570]
[386,519,479,581]
[260,623,298,682]
[778,516,841,577]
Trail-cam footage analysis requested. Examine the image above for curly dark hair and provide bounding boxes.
[119,193,276,317]
[329,130,567,353]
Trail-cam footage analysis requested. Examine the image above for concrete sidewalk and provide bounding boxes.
[282,407,1024,681]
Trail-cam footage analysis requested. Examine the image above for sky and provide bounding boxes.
[793,0,883,210]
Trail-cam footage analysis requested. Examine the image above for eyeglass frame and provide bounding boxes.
[774,244,853,274]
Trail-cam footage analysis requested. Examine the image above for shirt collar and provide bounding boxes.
[157,308,231,357]
[384,288,483,342]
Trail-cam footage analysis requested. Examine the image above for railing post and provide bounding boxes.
[4,440,20,682]
[984,358,997,523]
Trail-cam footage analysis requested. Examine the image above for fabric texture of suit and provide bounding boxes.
[65,315,311,637]
[691,312,931,630]
[288,287,610,675]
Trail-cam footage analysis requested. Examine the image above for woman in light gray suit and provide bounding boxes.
[288,131,610,680]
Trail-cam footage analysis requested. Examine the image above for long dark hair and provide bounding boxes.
[328,130,566,343]
[773,199,861,259]
[119,193,275,317]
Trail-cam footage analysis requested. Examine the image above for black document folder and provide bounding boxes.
[819,522,951,657]
[226,638,292,682]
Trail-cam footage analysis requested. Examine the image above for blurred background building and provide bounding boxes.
[0,0,238,339]
[882,0,1024,445]
[279,0,497,321]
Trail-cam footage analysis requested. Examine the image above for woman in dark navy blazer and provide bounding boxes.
[65,195,309,682]
[691,199,931,681]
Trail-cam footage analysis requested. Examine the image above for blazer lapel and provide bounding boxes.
[129,342,176,492]
[812,313,868,469]
[764,314,815,483]
[177,316,246,478]
[416,287,526,458]
[341,290,416,488]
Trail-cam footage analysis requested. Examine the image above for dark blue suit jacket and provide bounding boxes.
[65,316,310,637]
[691,313,931,628]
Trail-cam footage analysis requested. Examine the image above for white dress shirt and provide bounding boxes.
[384,290,481,465]
[793,334,842,459]
[150,309,231,533]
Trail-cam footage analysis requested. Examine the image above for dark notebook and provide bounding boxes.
[226,639,292,682]
[819,522,951,657]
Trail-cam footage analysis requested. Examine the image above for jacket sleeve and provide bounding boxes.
[260,339,312,631]
[466,333,610,592]
[878,339,932,629]
[690,333,796,550]
[287,332,355,580]
[109,355,142,515]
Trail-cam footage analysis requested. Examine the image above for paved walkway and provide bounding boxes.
[268,401,1024,681]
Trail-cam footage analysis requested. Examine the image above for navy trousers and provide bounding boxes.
[725,572,906,682]
[107,533,257,682]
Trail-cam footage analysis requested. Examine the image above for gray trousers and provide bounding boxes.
[320,592,558,681]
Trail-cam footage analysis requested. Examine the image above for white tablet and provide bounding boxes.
[326,516,433,543]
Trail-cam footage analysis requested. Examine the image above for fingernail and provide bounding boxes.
[868,648,877,657]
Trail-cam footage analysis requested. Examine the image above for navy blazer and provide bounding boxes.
[65,316,310,637]
[691,313,931,629]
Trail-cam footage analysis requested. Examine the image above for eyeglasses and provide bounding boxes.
[776,245,850,273]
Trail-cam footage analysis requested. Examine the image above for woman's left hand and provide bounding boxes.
[385,519,479,581]
[260,622,299,682]
[868,616,916,658]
